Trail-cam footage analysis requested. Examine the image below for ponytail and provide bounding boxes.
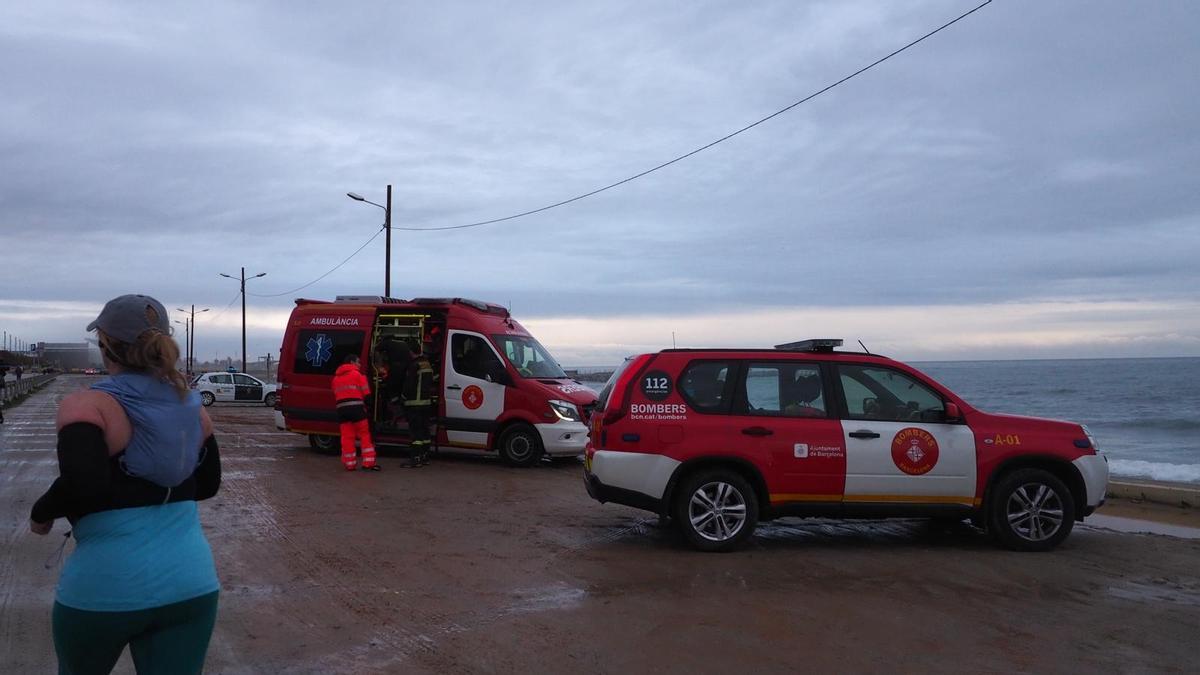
[98,329,189,399]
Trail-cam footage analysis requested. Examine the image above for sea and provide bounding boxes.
[579,357,1200,484]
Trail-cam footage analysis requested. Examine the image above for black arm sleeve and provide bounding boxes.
[30,427,222,523]
[194,435,221,501]
[54,422,113,516]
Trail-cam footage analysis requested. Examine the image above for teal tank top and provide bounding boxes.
[56,502,219,612]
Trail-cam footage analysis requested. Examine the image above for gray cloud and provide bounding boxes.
[1,0,1198,362]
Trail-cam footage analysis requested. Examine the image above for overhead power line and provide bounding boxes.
[243,1,991,298]
[396,0,992,232]
[247,225,386,298]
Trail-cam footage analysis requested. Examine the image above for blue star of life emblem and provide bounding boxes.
[305,333,333,367]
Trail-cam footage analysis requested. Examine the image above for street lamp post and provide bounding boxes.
[347,184,392,298]
[176,305,210,376]
[173,319,189,373]
[219,268,266,373]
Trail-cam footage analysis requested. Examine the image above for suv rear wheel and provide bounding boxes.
[988,468,1075,552]
[498,424,543,467]
[673,469,759,552]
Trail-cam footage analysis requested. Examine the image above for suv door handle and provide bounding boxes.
[849,430,880,439]
[446,385,462,390]
[741,426,773,437]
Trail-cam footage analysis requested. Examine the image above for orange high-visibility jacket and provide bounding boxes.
[332,363,371,406]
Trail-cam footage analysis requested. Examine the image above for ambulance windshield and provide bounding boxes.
[492,334,567,379]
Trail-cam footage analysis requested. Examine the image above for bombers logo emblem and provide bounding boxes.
[891,427,939,475]
[463,385,484,410]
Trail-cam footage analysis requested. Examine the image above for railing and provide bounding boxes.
[0,373,57,406]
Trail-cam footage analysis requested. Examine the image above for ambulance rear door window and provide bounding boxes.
[292,330,365,376]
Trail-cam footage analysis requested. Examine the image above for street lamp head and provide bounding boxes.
[219,273,234,279]
[347,192,366,201]
[253,272,267,279]
[199,308,211,313]
[177,308,187,312]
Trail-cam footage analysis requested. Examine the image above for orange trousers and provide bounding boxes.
[339,419,375,470]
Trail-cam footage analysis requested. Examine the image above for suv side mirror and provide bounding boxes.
[944,402,962,422]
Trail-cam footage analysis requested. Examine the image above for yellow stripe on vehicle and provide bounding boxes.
[844,494,980,506]
[769,493,839,504]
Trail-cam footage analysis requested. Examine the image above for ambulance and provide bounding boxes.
[583,339,1109,551]
[276,296,597,466]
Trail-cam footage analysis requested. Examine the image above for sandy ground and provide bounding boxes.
[3,376,1199,674]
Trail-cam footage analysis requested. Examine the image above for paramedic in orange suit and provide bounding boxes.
[332,354,378,471]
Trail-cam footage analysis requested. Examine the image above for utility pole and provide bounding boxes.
[347,185,393,298]
[220,268,266,374]
[177,305,210,376]
[385,184,392,298]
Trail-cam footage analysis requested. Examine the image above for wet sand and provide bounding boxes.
[3,376,1199,673]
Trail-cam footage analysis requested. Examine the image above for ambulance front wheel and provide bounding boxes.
[200,391,215,407]
[988,468,1076,552]
[308,434,339,456]
[498,424,543,467]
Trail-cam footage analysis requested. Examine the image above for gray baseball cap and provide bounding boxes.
[86,294,172,344]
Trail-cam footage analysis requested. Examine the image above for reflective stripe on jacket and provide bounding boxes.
[403,356,435,406]
[332,363,370,405]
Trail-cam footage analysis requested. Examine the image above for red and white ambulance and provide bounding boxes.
[584,340,1109,551]
[276,296,596,466]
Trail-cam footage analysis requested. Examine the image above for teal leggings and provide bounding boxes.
[52,591,219,675]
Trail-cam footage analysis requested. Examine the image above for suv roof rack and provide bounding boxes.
[774,339,843,353]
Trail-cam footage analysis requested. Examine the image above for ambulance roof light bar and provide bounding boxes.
[774,339,843,352]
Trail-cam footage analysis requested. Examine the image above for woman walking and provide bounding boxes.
[29,294,222,675]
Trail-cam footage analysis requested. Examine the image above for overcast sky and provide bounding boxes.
[1,0,1198,366]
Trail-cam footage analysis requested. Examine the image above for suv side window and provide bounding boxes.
[233,374,257,386]
[679,361,733,413]
[743,362,826,418]
[838,364,945,422]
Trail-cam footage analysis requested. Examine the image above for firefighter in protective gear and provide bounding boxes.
[332,354,378,471]
[401,340,436,467]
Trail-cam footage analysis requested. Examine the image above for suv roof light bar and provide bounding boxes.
[774,339,843,352]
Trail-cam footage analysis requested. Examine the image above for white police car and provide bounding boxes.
[191,371,278,407]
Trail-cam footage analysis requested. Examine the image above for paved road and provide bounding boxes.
[3,377,1199,673]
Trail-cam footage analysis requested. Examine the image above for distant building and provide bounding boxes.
[37,342,97,370]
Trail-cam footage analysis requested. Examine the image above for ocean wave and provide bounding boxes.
[1108,459,1200,484]
[1092,418,1200,432]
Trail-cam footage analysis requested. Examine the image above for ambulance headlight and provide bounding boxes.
[549,399,581,422]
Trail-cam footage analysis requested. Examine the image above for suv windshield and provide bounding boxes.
[491,334,567,379]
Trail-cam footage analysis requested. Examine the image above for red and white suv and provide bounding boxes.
[584,340,1108,552]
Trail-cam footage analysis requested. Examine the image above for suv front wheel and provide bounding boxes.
[673,469,759,552]
[988,468,1076,552]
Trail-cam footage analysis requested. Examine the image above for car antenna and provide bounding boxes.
[858,339,871,354]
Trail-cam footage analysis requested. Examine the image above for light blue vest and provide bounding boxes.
[91,372,203,487]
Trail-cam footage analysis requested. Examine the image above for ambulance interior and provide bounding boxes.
[369,313,446,436]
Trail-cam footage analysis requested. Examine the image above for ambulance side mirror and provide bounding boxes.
[943,402,961,422]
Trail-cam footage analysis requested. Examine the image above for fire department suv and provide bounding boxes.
[584,340,1109,552]
[276,296,597,466]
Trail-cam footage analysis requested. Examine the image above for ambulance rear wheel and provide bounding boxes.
[498,424,543,467]
[200,392,215,407]
[309,434,339,456]
[673,469,759,552]
[988,468,1075,552]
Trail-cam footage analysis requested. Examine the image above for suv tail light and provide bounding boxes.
[601,354,654,426]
